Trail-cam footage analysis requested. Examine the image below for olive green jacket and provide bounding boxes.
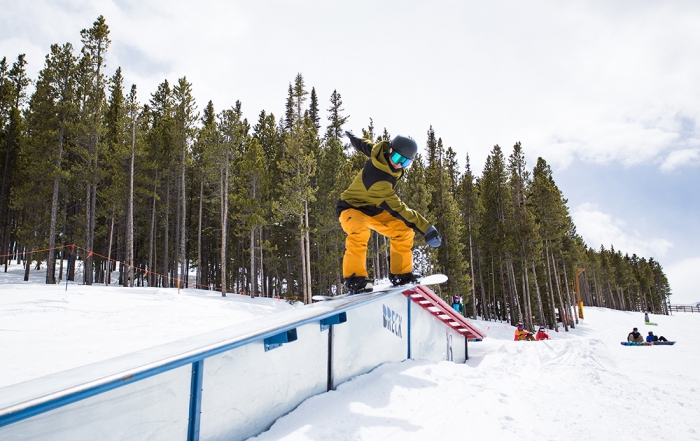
[336,136,431,234]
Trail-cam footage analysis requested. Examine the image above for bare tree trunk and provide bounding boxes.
[84,179,92,285]
[106,204,115,285]
[250,227,256,296]
[468,227,476,318]
[304,201,312,304]
[163,178,170,288]
[220,145,229,297]
[180,137,187,285]
[299,216,307,303]
[148,178,157,287]
[531,261,546,327]
[550,252,569,332]
[197,179,203,289]
[260,228,265,296]
[84,155,98,285]
[477,246,488,320]
[507,258,523,324]
[126,120,135,287]
[46,120,67,284]
[561,262,577,326]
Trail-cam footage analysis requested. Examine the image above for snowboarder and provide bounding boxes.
[627,327,644,343]
[514,323,535,341]
[535,327,551,341]
[337,131,441,294]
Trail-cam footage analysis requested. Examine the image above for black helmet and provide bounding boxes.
[390,134,418,160]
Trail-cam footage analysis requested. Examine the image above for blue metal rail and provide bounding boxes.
[0,289,400,435]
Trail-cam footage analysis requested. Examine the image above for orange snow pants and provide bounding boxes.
[339,208,415,278]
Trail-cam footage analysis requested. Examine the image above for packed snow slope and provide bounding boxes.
[0,263,297,387]
[251,309,699,441]
[1,263,698,440]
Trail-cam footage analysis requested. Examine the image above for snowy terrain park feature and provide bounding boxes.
[0,264,482,440]
[1,264,698,440]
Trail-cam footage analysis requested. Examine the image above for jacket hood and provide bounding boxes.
[371,141,403,178]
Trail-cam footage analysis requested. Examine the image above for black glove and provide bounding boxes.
[424,226,441,247]
[345,130,354,139]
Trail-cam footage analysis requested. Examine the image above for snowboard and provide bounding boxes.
[621,342,652,346]
[644,322,658,326]
[651,341,675,345]
[312,274,448,302]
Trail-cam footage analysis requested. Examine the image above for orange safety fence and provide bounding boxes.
[0,243,278,299]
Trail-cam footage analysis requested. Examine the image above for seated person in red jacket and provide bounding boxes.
[514,323,534,341]
[535,327,551,341]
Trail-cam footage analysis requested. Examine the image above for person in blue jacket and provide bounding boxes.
[647,331,668,342]
[451,295,462,313]
[646,331,658,343]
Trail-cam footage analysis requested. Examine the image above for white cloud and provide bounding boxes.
[660,148,700,172]
[664,257,700,305]
[3,1,700,174]
[571,202,673,259]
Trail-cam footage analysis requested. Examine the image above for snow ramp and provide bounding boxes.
[0,284,483,441]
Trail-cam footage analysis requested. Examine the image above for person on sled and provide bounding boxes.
[514,323,534,341]
[627,327,644,343]
[337,131,442,294]
[535,327,551,341]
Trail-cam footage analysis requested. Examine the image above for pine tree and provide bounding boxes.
[102,67,129,286]
[456,154,483,318]
[528,157,573,330]
[173,77,198,284]
[1,54,30,267]
[125,84,140,287]
[424,128,470,302]
[507,142,541,329]
[273,117,317,303]
[146,79,174,287]
[478,145,514,322]
[308,87,320,132]
[78,16,110,285]
[17,44,76,283]
[325,90,349,141]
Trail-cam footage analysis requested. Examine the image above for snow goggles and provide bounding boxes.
[389,150,413,169]
[517,325,523,329]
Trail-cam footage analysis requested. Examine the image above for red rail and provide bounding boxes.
[404,285,486,340]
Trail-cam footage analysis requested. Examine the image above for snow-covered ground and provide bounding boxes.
[0,262,298,388]
[2,263,699,440]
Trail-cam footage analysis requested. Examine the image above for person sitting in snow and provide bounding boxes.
[535,327,551,341]
[627,327,644,343]
[646,331,668,342]
[514,323,534,341]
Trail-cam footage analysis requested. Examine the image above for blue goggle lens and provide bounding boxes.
[390,151,413,168]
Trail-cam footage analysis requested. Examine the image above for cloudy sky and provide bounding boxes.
[2,0,699,303]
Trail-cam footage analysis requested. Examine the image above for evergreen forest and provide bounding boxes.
[0,17,672,330]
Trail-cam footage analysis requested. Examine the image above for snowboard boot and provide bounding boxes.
[344,275,374,294]
[389,272,421,287]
